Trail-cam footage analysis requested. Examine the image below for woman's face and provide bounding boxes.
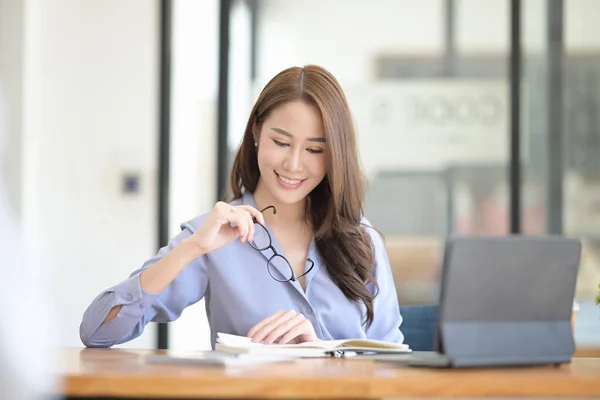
[255,100,328,207]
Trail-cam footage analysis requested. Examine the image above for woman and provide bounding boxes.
[80,65,403,348]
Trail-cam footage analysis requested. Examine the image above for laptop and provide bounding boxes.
[376,235,581,368]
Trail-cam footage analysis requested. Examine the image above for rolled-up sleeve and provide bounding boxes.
[80,222,208,347]
[363,222,404,344]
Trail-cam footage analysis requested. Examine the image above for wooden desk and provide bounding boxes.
[59,348,600,399]
[575,346,600,358]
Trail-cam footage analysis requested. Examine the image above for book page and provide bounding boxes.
[216,333,331,349]
[216,333,408,351]
[339,339,408,350]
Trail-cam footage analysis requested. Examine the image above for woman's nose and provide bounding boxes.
[282,148,303,172]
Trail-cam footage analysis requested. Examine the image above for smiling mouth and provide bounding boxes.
[275,172,305,187]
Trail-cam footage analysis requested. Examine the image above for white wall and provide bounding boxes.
[0,0,25,214]
[457,0,547,54]
[256,0,445,88]
[168,0,219,351]
[228,0,252,151]
[565,0,600,52]
[6,0,160,348]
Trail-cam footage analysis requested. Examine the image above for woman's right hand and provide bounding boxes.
[188,202,266,254]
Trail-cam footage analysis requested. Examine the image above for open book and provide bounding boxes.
[215,332,411,358]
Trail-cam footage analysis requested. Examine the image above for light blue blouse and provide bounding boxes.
[80,192,404,348]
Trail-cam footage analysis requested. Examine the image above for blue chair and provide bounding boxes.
[399,304,438,351]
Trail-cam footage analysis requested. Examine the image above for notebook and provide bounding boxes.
[214,332,411,358]
[145,351,295,367]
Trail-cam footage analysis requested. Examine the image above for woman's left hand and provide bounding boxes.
[247,310,319,344]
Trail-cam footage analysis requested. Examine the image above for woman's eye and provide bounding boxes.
[307,148,324,154]
[272,139,288,147]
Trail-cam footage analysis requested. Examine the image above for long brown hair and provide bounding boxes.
[229,65,379,326]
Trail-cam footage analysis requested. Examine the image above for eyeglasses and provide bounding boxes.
[250,205,315,283]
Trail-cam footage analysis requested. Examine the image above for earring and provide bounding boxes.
[254,142,258,147]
